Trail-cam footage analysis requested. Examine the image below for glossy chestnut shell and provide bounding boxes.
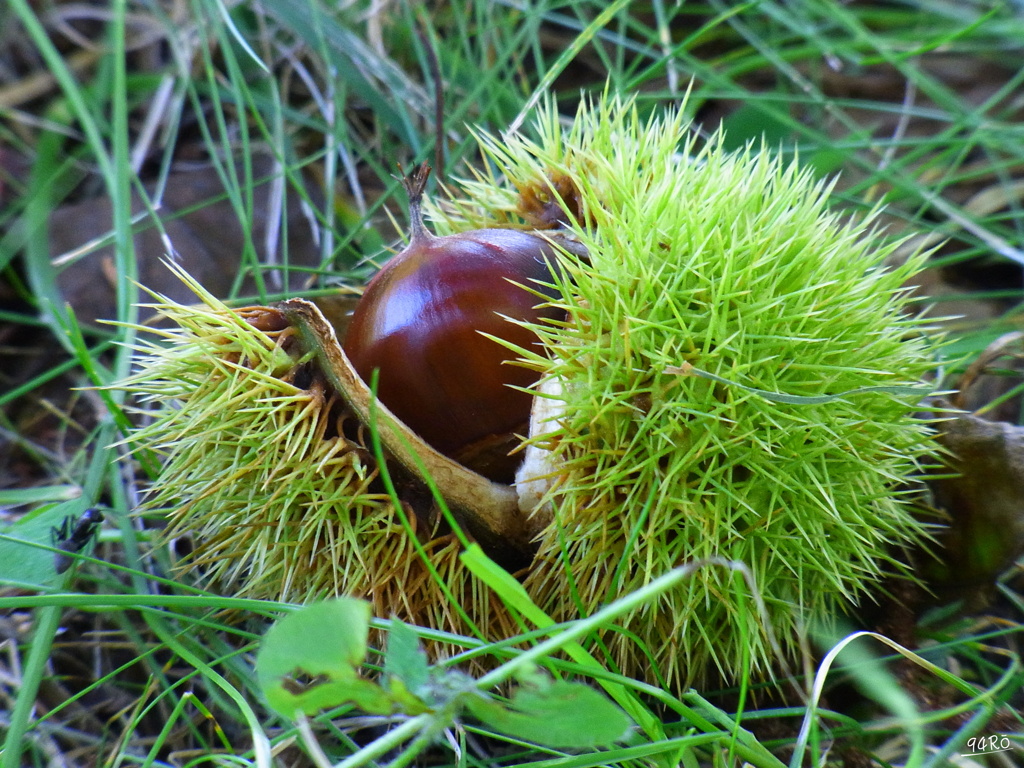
[344,215,563,483]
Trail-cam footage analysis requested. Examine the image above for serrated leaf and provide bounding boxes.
[256,598,393,717]
[465,680,633,749]
[384,618,431,699]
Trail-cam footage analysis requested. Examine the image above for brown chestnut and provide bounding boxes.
[343,165,564,483]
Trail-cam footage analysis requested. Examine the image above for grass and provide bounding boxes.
[1,0,1024,765]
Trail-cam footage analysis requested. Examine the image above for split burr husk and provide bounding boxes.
[117,267,530,646]
[117,92,941,689]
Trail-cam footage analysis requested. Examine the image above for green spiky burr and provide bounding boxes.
[435,94,940,687]
[115,268,525,647]
[115,90,941,691]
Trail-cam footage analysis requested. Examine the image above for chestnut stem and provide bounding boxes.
[402,162,435,245]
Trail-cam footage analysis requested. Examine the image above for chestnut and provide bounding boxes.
[343,165,565,483]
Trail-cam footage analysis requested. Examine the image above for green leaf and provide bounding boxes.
[0,499,94,588]
[0,486,81,506]
[384,618,430,699]
[465,679,633,749]
[256,598,393,718]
